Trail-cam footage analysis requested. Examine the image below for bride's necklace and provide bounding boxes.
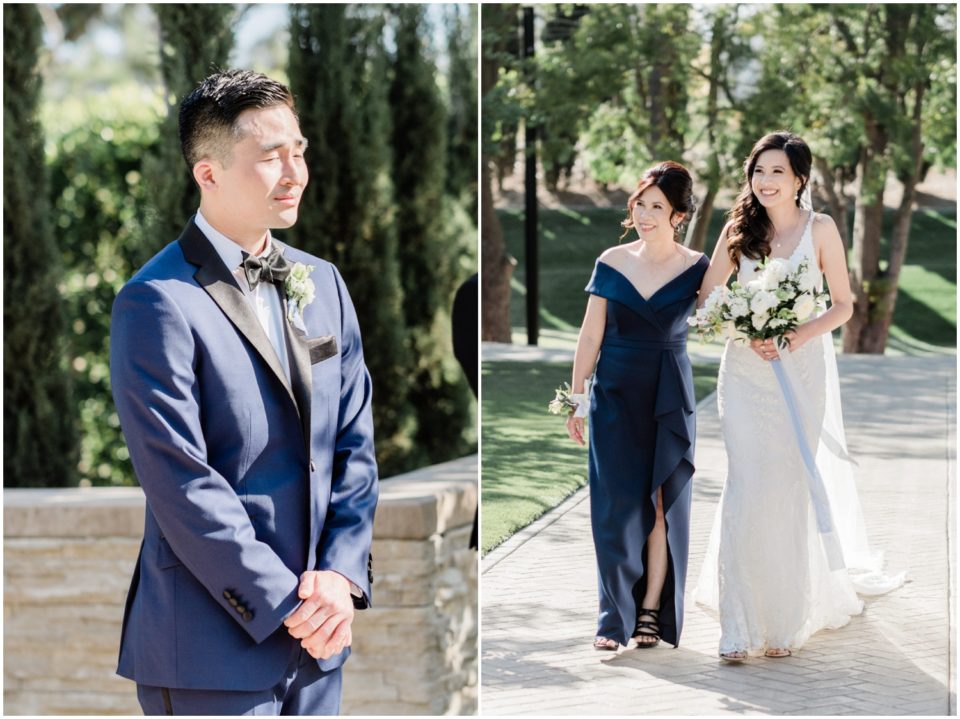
[771,210,804,251]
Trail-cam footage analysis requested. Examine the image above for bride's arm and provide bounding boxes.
[696,222,734,308]
[785,214,853,350]
[566,295,606,446]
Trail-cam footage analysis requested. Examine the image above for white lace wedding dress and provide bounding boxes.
[695,211,904,656]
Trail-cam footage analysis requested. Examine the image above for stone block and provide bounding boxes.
[3,454,478,716]
[4,489,145,538]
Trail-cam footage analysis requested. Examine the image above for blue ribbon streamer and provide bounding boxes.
[771,341,847,572]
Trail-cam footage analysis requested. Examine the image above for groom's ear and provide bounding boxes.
[192,160,219,192]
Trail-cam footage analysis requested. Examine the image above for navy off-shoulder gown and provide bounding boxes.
[586,254,708,647]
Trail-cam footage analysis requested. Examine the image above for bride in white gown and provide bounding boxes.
[693,132,904,661]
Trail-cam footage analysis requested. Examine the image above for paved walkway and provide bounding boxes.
[481,354,956,715]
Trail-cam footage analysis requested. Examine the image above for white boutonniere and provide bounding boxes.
[284,262,316,328]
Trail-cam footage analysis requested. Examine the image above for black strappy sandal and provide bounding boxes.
[632,607,661,648]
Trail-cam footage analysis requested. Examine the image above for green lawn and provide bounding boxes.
[500,206,957,347]
[481,360,719,554]
[482,204,956,554]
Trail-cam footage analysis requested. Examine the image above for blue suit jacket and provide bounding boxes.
[110,219,378,690]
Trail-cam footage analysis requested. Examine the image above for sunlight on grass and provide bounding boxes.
[481,360,719,554]
[501,208,957,350]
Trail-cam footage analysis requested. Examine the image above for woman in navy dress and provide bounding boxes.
[567,162,708,650]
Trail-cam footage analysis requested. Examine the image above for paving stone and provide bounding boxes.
[481,355,954,715]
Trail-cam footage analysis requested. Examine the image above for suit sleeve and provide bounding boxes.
[316,266,379,607]
[110,280,301,643]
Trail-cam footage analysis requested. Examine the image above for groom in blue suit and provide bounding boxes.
[110,70,378,715]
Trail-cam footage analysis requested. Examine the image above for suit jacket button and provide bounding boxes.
[228,598,239,607]
[223,590,233,600]
[236,604,244,613]
[242,611,253,622]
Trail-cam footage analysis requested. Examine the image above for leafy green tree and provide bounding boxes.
[390,4,472,465]
[51,106,162,486]
[537,4,698,187]
[445,4,479,213]
[144,4,235,246]
[764,4,957,352]
[3,5,77,486]
[481,3,520,342]
[287,4,414,476]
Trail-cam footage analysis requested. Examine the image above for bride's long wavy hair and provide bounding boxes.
[620,161,696,241]
[727,132,812,270]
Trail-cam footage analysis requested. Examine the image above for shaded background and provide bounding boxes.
[5,3,478,489]
[482,3,956,354]
[479,3,956,553]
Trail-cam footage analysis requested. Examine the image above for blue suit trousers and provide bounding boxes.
[136,642,341,715]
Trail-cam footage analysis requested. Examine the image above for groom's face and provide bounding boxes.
[213,104,309,233]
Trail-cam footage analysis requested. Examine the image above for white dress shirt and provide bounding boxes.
[195,209,291,383]
[195,212,362,599]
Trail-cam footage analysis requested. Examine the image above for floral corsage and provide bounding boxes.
[548,380,591,418]
[284,262,316,329]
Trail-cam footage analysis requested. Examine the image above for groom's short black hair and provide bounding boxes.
[179,69,296,169]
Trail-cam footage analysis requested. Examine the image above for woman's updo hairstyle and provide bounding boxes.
[727,131,812,270]
[620,161,696,241]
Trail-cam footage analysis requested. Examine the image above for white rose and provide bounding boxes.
[750,290,779,315]
[758,259,789,290]
[745,279,763,294]
[794,293,815,320]
[767,258,790,282]
[704,285,726,312]
[751,311,769,332]
[728,295,749,318]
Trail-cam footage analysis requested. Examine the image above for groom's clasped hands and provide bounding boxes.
[283,570,355,660]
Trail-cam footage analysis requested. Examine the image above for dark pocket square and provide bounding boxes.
[306,335,338,364]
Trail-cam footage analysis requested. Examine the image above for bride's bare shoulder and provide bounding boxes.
[811,212,842,246]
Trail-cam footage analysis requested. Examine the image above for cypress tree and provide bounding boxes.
[389,6,472,466]
[287,5,413,477]
[143,4,234,246]
[445,5,478,215]
[3,5,78,486]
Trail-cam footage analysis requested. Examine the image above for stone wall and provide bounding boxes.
[4,455,477,716]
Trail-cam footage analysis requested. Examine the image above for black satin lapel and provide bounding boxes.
[178,220,298,409]
[282,296,313,454]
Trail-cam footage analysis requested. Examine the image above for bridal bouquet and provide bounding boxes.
[687,257,828,344]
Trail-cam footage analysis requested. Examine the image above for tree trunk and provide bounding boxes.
[686,10,724,254]
[842,132,888,354]
[814,156,849,252]
[481,159,516,341]
[480,4,518,342]
[861,81,926,352]
[686,185,717,252]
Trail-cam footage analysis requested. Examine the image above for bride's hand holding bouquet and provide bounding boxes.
[687,256,828,361]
